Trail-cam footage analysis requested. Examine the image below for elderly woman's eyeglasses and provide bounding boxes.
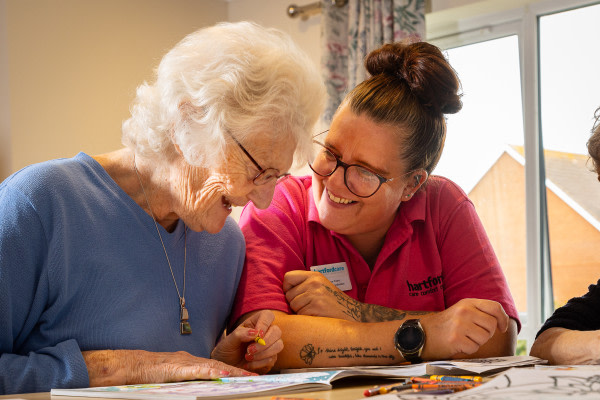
[229,134,290,186]
[309,141,400,198]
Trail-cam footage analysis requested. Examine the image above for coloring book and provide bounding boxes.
[50,356,546,400]
[50,368,411,400]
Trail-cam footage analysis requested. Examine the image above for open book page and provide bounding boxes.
[279,363,427,377]
[51,379,331,400]
[50,369,409,400]
[281,356,546,377]
[426,355,547,376]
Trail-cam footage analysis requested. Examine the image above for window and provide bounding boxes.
[427,0,600,352]
[539,3,600,309]
[435,35,528,318]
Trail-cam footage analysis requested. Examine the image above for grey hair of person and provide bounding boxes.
[122,21,325,168]
[586,106,600,180]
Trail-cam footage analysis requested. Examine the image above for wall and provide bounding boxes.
[0,0,10,181]
[1,0,227,180]
[228,0,321,73]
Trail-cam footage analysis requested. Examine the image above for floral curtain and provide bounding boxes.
[321,0,426,124]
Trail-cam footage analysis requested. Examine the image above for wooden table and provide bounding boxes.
[0,378,385,400]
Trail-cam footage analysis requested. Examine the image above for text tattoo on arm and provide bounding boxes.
[299,343,397,365]
[323,285,428,322]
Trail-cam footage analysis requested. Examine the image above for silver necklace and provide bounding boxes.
[133,157,192,335]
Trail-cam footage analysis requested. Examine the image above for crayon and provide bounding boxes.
[363,380,410,397]
[429,375,483,382]
[412,383,479,389]
[364,380,479,397]
[411,377,437,383]
[363,386,382,397]
[363,385,403,397]
[254,336,266,346]
[379,384,409,394]
[381,382,479,393]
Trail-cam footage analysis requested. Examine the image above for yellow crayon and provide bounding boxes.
[254,336,266,346]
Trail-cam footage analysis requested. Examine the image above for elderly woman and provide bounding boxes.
[530,107,600,365]
[0,21,324,394]
[232,40,519,369]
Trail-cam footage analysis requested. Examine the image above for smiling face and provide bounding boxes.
[312,104,416,242]
[172,134,295,234]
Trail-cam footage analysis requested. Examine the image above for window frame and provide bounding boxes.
[425,0,600,351]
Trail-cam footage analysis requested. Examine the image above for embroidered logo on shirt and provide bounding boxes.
[406,275,443,296]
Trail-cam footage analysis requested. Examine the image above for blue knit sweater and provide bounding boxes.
[0,153,245,394]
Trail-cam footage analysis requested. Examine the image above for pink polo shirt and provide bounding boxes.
[231,175,520,329]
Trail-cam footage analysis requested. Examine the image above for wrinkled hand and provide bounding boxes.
[83,349,252,387]
[211,310,283,375]
[283,270,361,321]
[419,298,509,360]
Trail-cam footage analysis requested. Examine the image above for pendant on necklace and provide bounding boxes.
[180,298,192,335]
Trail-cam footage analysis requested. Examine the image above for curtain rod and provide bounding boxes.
[287,0,348,19]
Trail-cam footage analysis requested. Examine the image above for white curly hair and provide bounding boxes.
[122,21,325,168]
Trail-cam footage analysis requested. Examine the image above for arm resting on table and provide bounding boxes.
[240,304,516,370]
[530,327,600,365]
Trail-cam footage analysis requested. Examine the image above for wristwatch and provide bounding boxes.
[394,319,425,363]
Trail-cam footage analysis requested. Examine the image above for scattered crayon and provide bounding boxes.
[429,375,483,382]
[410,383,480,390]
[363,382,409,397]
[363,386,381,397]
[411,377,436,383]
[363,380,481,397]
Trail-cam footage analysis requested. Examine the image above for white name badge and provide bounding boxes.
[310,262,353,291]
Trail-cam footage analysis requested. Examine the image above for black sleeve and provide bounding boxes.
[536,278,600,338]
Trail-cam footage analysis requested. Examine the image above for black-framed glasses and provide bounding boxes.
[228,134,290,186]
[309,140,407,198]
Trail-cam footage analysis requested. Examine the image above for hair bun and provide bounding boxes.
[365,41,462,115]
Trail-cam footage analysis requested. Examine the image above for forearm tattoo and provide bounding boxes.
[299,343,320,365]
[299,343,397,365]
[323,285,428,322]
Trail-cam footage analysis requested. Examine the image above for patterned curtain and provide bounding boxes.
[321,0,426,124]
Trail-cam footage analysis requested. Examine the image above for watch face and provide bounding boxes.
[397,325,424,351]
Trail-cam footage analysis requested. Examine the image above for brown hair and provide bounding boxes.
[342,41,462,175]
[587,106,600,180]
